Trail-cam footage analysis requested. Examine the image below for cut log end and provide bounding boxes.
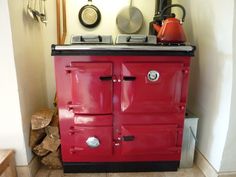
[30,108,62,169]
[29,129,46,147]
[31,109,55,130]
[33,144,50,157]
[41,151,62,169]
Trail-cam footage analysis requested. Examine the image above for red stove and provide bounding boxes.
[52,34,195,173]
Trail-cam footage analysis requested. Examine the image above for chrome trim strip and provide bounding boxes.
[54,45,194,52]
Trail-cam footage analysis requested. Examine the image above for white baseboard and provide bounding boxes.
[218,172,236,177]
[195,150,236,177]
[16,156,40,177]
[195,149,218,177]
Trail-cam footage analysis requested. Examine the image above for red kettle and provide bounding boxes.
[153,4,186,43]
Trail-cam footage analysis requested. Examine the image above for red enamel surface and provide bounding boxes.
[54,55,191,162]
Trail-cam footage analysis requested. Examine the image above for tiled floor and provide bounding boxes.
[35,165,205,177]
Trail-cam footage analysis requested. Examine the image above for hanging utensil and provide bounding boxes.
[42,0,47,25]
[32,0,39,22]
[39,0,44,18]
[27,0,35,19]
[39,0,47,25]
[116,0,143,34]
[78,0,101,28]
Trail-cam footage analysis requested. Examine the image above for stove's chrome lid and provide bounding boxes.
[116,34,157,45]
[54,45,194,52]
[71,35,113,45]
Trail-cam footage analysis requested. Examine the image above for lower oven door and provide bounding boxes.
[121,125,181,156]
[62,126,113,162]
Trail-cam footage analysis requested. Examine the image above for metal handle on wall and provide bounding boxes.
[129,0,133,8]
[189,126,197,142]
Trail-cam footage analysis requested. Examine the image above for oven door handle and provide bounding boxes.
[99,76,113,81]
[122,135,135,141]
[123,76,136,81]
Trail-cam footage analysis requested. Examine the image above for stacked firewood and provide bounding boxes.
[29,109,62,168]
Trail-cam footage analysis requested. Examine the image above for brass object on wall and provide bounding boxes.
[56,0,67,44]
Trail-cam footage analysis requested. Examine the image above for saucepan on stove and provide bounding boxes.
[78,0,101,28]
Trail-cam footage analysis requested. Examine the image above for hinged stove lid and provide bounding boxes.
[115,34,157,45]
[71,35,113,45]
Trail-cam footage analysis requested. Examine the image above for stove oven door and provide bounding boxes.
[62,62,114,162]
[66,62,113,114]
[121,62,185,113]
[60,115,113,162]
[121,125,181,156]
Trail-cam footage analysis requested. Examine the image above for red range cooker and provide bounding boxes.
[51,35,195,173]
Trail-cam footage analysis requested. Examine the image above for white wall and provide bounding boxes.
[174,0,234,172]
[41,0,57,107]
[0,0,57,165]
[8,0,46,163]
[220,4,236,172]
[0,0,28,165]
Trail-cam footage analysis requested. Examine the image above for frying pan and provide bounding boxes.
[78,0,101,28]
[116,0,143,34]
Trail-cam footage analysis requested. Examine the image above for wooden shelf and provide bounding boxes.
[0,150,17,177]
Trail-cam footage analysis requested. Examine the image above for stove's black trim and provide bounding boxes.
[63,161,179,173]
[52,50,195,56]
[51,45,196,57]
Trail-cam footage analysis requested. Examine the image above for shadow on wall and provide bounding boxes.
[8,0,48,163]
[180,0,233,169]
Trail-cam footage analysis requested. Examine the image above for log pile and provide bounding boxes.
[29,109,62,169]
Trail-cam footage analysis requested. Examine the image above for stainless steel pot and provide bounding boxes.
[116,0,143,34]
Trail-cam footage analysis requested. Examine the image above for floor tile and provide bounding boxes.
[164,166,205,177]
[35,165,205,177]
[107,172,165,177]
[64,173,107,177]
[35,167,50,177]
[49,169,64,177]
[16,167,31,177]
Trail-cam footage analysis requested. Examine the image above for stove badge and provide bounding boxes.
[147,70,159,82]
[86,137,100,148]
